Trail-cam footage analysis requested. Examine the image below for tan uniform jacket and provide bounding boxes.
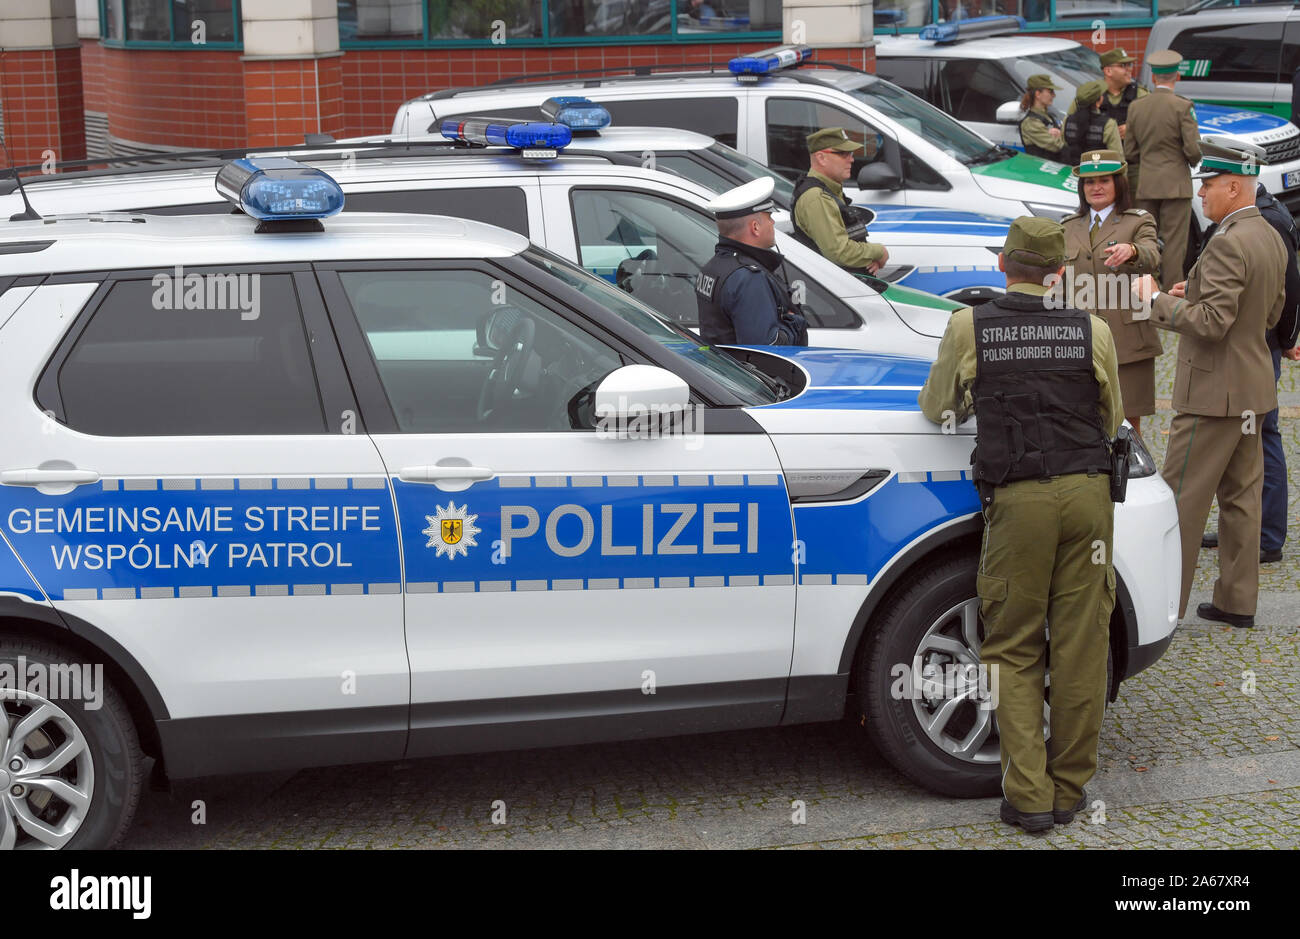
[1062,206,1162,363]
[1122,87,1201,199]
[1149,206,1287,416]
[792,169,886,268]
[918,284,1123,436]
[1019,106,1065,155]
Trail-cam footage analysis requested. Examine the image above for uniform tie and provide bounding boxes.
[1089,214,1101,246]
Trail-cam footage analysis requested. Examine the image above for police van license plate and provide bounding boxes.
[1285,170,1300,189]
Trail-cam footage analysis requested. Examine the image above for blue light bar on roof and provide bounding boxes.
[919,14,1025,42]
[541,96,611,130]
[214,157,344,221]
[728,45,813,77]
[439,117,573,149]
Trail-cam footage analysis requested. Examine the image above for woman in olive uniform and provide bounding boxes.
[1062,149,1162,436]
[1019,74,1065,161]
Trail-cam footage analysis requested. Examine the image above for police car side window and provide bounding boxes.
[1170,23,1281,83]
[52,275,327,436]
[598,98,739,149]
[765,98,882,182]
[343,187,530,237]
[339,269,621,433]
[780,262,860,330]
[936,60,1012,123]
[876,58,935,105]
[570,188,718,328]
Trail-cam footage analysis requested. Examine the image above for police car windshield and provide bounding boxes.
[841,76,993,164]
[518,247,780,405]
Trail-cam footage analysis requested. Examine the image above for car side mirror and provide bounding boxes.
[593,364,691,438]
[996,100,1023,124]
[857,162,901,191]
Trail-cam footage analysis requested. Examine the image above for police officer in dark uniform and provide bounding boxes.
[919,216,1122,833]
[696,178,809,346]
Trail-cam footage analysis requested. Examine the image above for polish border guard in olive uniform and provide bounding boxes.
[791,127,889,275]
[920,217,1122,833]
[1133,139,1287,629]
[1123,50,1202,289]
[696,177,809,346]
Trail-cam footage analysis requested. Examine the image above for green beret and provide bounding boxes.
[807,127,863,154]
[1003,216,1066,269]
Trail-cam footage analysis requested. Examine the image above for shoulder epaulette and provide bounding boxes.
[1124,208,1149,216]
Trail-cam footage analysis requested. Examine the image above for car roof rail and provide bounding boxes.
[422,55,871,102]
[0,138,633,192]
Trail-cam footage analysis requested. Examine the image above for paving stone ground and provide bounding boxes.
[121,347,1300,850]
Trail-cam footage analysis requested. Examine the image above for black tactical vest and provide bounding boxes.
[1097,82,1139,128]
[695,241,801,345]
[791,174,871,271]
[1062,109,1108,166]
[1019,110,1062,161]
[971,293,1111,488]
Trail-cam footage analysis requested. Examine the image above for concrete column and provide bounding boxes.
[783,0,875,69]
[241,0,344,146]
[0,0,85,167]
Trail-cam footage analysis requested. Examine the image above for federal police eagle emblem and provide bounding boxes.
[423,502,480,559]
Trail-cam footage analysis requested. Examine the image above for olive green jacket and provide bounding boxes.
[792,169,887,269]
[1019,106,1065,155]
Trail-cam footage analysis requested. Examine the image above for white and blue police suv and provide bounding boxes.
[0,116,1000,356]
[0,159,1178,849]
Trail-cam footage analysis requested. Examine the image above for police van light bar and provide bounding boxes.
[214,157,345,221]
[541,96,612,131]
[439,117,573,150]
[728,45,813,79]
[918,14,1025,43]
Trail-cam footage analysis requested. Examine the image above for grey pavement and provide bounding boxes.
[120,345,1300,849]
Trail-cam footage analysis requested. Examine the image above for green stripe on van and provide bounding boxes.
[881,282,967,312]
[970,152,1077,194]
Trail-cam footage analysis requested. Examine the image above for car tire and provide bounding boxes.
[859,553,1003,797]
[859,552,1116,798]
[0,637,144,849]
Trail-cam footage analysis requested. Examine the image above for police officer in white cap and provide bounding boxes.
[696,177,809,346]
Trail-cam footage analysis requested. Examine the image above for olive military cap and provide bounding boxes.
[1099,48,1136,68]
[1073,149,1127,177]
[1075,80,1106,107]
[1027,73,1062,92]
[1003,216,1066,268]
[807,127,862,154]
[1193,136,1268,178]
[1147,50,1183,74]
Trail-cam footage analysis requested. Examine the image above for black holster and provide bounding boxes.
[1110,426,1133,503]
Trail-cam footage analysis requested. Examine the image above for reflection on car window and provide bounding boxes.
[340,269,621,433]
[841,75,992,162]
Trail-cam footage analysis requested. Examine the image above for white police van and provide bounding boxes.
[347,99,1013,302]
[875,16,1300,226]
[0,159,1178,848]
[390,45,1081,221]
[0,125,988,356]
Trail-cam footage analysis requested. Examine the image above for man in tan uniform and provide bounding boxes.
[920,217,1121,833]
[1123,50,1202,290]
[1133,139,1287,629]
[791,127,889,274]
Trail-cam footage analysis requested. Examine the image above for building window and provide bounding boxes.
[102,0,239,46]
[339,0,782,47]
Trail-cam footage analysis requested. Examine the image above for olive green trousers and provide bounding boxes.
[978,472,1115,813]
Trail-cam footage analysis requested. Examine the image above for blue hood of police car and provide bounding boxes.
[751,346,931,411]
[1194,103,1292,137]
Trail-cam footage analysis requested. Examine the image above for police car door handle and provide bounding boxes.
[398,465,494,484]
[0,468,100,487]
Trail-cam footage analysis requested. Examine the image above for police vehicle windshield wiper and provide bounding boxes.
[962,145,1014,167]
[734,357,791,400]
